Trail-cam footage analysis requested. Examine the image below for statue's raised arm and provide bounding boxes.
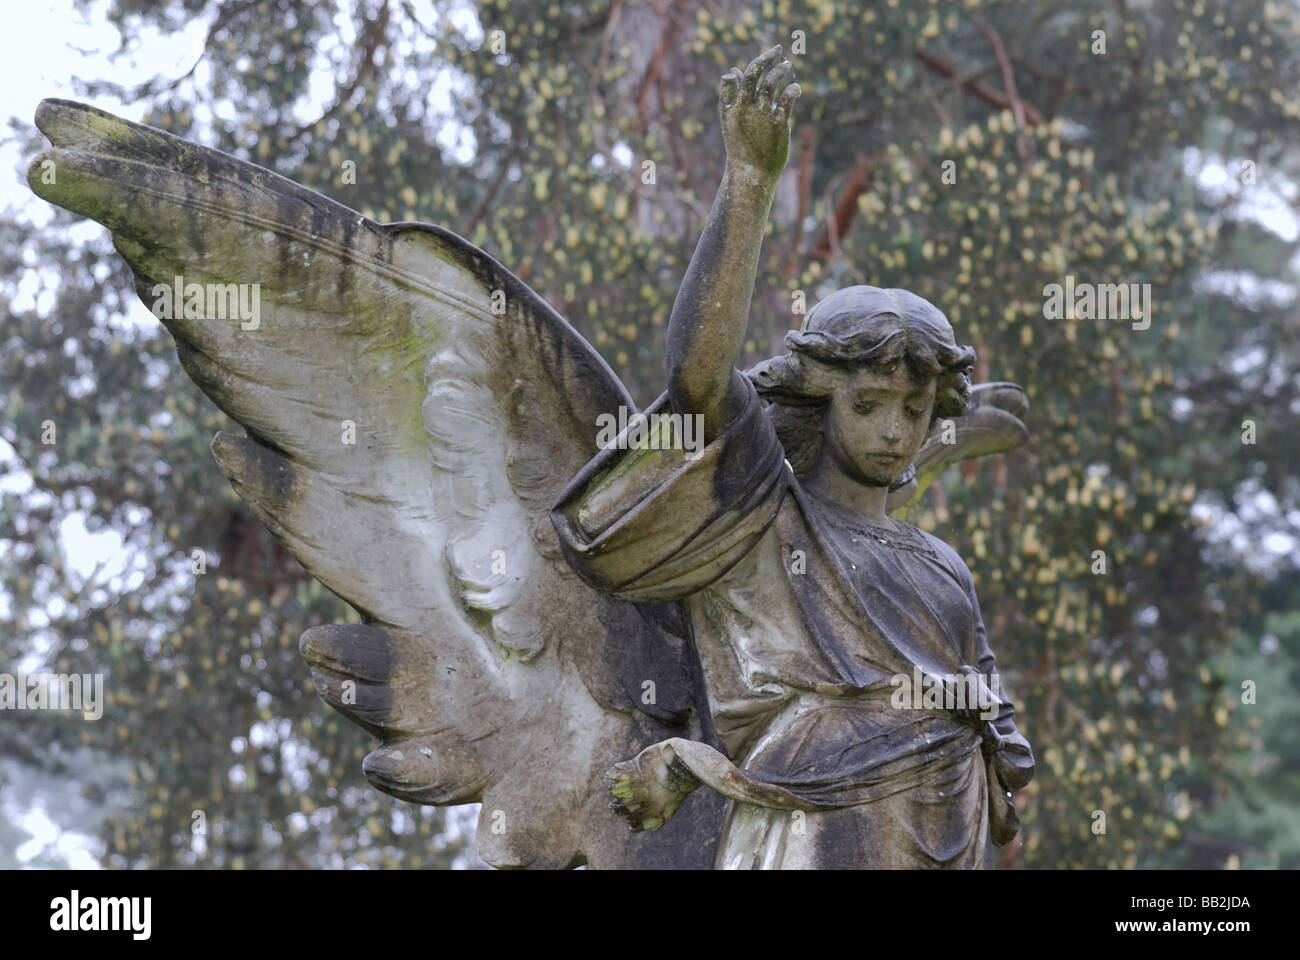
[666,45,799,439]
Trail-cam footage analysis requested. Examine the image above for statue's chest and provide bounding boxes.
[818,518,977,666]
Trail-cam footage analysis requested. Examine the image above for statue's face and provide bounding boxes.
[822,360,936,487]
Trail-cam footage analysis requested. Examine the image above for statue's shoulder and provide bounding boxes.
[902,522,976,591]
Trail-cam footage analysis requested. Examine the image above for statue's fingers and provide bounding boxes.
[719,68,742,106]
[775,82,802,122]
[760,60,794,104]
[742,44,783,99]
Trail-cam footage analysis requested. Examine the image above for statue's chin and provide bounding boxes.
[850,457,909,489]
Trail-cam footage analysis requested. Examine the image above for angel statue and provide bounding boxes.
[29,44,1033,870]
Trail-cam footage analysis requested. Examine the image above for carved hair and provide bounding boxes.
[744,286,976,480]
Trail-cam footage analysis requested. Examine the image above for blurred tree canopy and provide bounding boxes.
[2,0,1298,868]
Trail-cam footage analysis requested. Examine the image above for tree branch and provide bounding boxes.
[809,154,872,261]
[634,0,688,131]
[464,141,520,235]
[913,48,1044,125]
[286,0,391,145]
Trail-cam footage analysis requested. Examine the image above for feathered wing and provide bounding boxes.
[28,99,722,868]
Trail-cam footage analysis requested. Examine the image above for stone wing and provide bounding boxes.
[28,99,722,868]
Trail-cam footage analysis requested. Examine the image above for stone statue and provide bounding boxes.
[29,44,1032,869]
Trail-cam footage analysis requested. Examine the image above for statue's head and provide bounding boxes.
[746,285,975,488]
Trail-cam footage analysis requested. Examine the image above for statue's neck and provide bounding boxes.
[803,457,891,524]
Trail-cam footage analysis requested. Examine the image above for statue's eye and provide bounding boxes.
[905,407,925,418]
[854,400,875,414]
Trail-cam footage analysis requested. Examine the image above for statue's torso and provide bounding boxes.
[687,479,993,868]
[686,479,985,798]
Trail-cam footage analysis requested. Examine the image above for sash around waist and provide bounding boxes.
[730,689,985,808]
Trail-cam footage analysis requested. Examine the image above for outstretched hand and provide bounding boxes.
[720,44,801,181]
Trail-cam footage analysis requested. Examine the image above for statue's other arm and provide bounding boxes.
[666,45,799,441]
[968,582,1035,791]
